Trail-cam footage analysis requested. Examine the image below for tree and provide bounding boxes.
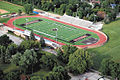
[40,54,59,70]
[53,66,71,80]
[19,40,41,52]
[100,58,120,79]
[66,9,73,16]
[43,66,71,80]
[24,4,33,14]
[0,69,4,80]
[88,13,97,22]
[18,9,22,16]
[0,34,13,46]
[19,49,38,73]
[57,45,77,64]
[30,30,36,40]
[69,0,80,4]
[11,52,22,66]
[40,36,45,47]
[4,48,11,63]
[0,45,6,63]
[78,11,83,19]
[67,49,93,75]
[7,43,18,55]
[4,70,21,80]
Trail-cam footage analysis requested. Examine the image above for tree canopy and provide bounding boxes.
[67,49,93,75]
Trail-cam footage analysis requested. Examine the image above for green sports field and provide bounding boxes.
[13,17,99,45]
[0,1,24,14]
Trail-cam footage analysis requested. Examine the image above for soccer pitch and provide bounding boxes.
[13,17,99,45]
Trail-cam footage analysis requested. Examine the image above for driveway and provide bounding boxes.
[0,30,23,45]
[42,48,57,55]
[69,72,110,80]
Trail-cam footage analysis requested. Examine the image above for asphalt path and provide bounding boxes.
[0,30,23,45]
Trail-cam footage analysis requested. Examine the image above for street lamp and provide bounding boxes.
[76,4,79,17]
[52,28,58,44]
[26,19,28,26]
[94,14,97,23]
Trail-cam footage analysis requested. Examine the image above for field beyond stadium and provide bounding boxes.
[6,15,107,48]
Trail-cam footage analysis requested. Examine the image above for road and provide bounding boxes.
[0,30,23,45]
[69,72,110,80]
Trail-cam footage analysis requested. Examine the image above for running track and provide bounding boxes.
[5,15,107,48]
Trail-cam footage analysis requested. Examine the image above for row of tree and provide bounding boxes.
[4,0,120,23]
[100,58,120,80]
[0,34,93,80]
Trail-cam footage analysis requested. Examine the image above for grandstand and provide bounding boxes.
[33,9,103,30]
[60,15,93,28]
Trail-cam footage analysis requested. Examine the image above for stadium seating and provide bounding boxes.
[60,15,93,29]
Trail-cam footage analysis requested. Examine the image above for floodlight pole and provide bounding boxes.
[14,16,15,30]
[56,30,57,43]
[52,28,58,44]
[26,19,27,26]
[76,4,79,17]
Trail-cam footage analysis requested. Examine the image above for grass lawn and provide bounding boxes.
[88,18,120,69]
[30,69,50,80]
[0,1,24,13]
[0,63,19,73]
[14,17,99,45]
[0,18,10,23]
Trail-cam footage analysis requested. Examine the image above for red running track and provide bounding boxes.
[6,15,107,48]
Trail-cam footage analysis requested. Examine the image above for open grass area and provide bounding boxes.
[0,63,19,73]
[88,18,120,69]
[0,18,10,23]
[14,17,99,45]
[0,1,24,13]
[30,69,50,80]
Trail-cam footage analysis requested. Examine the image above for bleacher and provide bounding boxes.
[60,15,93,29]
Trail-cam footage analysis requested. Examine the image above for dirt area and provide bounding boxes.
[0,9,8,14]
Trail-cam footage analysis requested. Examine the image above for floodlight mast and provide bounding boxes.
[76,4,79,17]
[56,28,58,43]
[52,28,58,44]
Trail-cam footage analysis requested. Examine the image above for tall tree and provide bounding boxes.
[0,45,6,63]
[18,9,22,16]
[67,49,93,74]
[24,4,33,14]
[0,34,12,47]
[0,69,4,80]
[11,52,22,66]
[57,45,77,64]
[40,36,45,47]
[43,66,71,80]
[40,54,59,70]
[19,49,38,73]
[30,30,36,40]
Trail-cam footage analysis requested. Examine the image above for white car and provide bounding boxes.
[1,15,8,18]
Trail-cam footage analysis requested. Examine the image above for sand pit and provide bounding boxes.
[0,9,8,14]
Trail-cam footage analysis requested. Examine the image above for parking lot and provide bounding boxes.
[70,72,110,80]
[0,30,23,45]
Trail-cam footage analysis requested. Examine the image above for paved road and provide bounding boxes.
[0,30,23,45]
[42,48,57,55]
[69,72,110,80]
[7,34,23,45]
